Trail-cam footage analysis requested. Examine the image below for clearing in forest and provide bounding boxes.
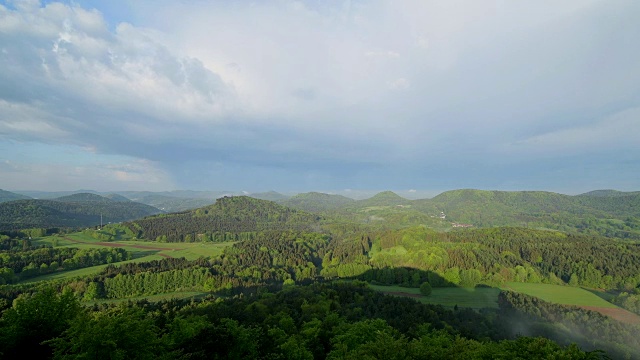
[502,282,616,308]
[368,284,500,309]
[20,232,233,283]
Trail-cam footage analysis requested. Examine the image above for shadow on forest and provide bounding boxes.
[205,267,503,311]
[583,287,618,302]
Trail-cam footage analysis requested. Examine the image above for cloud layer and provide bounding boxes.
[0,0,639,193]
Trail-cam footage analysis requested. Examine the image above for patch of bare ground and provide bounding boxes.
[580,306,640,325]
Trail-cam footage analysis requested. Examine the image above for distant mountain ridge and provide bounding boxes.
[280,192,354,212]
[0,189,31,203]
[0,195,162,230]
[54,193,118,203]
[4,187,639,238]
[103,194,132,202]
[577,189,640,197]
[122,194,215,213]
[355,191,410,207]
[248,191,290,202]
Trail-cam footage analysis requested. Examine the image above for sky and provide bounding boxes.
[0,0,639,195]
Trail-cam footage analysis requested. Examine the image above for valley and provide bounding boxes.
[0,188,639,358]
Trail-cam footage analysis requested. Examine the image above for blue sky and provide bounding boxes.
[0,0,639,194]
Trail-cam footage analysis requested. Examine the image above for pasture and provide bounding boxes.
[369,282,628,312]
[368,284,500,309]
[21,232,234,284]
[502,282,616,308]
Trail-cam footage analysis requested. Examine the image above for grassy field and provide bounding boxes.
[32,232,233,260]
[369,282,622,310]
[502,282,617,308]
[368,284,500,309]
[21,232,234,284]
[19,254,166,284]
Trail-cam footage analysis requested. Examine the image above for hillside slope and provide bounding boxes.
[0,189,31,203]
[410,189,640,238]
[124,196,321,241]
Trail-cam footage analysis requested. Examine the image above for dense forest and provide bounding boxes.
[0,282,606,359]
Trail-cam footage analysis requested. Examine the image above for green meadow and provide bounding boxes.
[502,282,617,308]
[19,254,166,284]
[21,232,234,284]
[370,282,620,310]
[368,284,500,309]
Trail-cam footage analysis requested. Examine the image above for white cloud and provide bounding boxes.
[0,100,69,140]
[0,0,638,191]
[0,155,173,191]
[0,1,237,139]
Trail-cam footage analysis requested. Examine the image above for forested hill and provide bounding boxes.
[280,192,355,212]
[574,192,640,217]
[578,189,640,197]
[123,196,322,242]
[0,189,31,204]
[54,193,124,203]
[0,197,162,230]
[405,189,640,238]
[419,189,640,217]
[103,194,132,202]
[353,191,411,207]
[420,189,585,214]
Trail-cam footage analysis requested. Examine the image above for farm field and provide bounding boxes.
[502,282,640,324]
[370,282,640,324]
[368,284,500,309]
[20,232,234,283]
[33,232,233,260]
[19,253,166,284]
[502,282,616,308]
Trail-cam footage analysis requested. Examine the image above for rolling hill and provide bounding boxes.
[123,196,322,242]
[0,189,31,203]
[280,192,354,212]
[406,189,640,238]
[577,189,640,198]
[353,191,411,208]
